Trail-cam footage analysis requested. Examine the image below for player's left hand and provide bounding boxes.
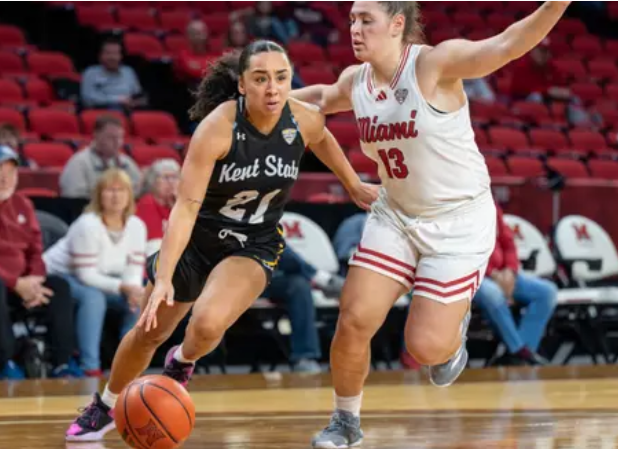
[349,182,380,211]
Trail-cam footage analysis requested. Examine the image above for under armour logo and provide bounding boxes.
[237,132,246,141]
[572,224,591,241]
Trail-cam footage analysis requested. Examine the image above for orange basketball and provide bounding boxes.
[115,375,195,449]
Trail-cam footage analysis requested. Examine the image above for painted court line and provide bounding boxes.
[1,410,617,426]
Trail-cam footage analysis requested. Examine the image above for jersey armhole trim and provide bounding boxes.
[411,45,469,118]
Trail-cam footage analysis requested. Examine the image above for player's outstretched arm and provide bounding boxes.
[422,1,571,82]
[152,103,233,285]
[290,65,359,115]
[294,101,378,210]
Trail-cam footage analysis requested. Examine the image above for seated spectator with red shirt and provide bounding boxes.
[473,204,558,366]
[0,146,81,379]
[136,159,180,256]
[175,20,216,84]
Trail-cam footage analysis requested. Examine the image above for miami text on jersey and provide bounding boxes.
[357,110,419,144]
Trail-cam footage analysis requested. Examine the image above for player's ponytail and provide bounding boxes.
[188,51,241,121]
[379,1,425,45]
[188,40,289,122]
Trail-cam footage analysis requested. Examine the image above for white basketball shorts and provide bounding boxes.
[349,192,497,304]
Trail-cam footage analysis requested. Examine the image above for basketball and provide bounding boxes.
[115,375,195,449]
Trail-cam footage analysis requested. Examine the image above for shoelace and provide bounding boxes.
[76,402,105,429]
[166,360,192,384]
[324,412,355,433]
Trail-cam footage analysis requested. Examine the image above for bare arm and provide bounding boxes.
[306,116,361,193]
[290,65,359,115]
[423,1,571,82]
[293,100,378,210]
[153,103,233,283]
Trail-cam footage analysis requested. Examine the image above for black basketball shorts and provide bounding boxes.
[146,226,285,303]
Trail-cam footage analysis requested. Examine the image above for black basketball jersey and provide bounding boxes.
[194,98,305,239]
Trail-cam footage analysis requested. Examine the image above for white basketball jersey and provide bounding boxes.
[351,44,491,218]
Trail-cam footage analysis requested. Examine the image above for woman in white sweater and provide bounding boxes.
[44,169,146,376]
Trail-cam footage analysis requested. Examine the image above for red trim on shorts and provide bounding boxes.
[414,282,476,299]
[351,254,415,285]
[414,271,479,288]
[357,245,416,272]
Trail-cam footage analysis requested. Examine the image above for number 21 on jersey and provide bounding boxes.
[219,189,281,224]
[378,148,409,179]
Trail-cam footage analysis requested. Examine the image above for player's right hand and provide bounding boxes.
[137,281,175,332]
[349,181,380,211]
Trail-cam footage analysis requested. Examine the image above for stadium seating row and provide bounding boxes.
[0,107,181,140]
[20,142,181,169]
[0,49,78,79]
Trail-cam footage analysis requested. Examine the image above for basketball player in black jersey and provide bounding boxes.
[66,40,378,442]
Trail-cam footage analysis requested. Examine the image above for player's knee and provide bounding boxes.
[134,322,174,349]
[337,308,375,342]
[188,315,226,344]
[405,329,452,366]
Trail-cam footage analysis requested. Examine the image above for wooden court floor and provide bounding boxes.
[2,366,618,448]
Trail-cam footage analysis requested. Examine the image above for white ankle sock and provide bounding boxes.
[100,385,118,409]
[334,392,363,417]
[173,345,195,364]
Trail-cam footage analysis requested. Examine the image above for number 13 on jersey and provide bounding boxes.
[219,189,281,224]
[378,148,409,179]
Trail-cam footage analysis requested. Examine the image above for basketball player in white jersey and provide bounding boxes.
[292,1,572,447]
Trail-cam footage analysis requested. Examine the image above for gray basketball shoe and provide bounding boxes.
[429,309,471,387]
[312,409,364,448]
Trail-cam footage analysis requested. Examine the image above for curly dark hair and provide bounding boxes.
[188,40,289,121]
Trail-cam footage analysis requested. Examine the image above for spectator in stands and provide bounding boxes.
[279,2,335,47]
[246,1,296,44]
[60,115,141,199]
[333,213,368,276]
[508,38,594,126]
[0,123,33,168]
[175,20,215,84]
[0,123,19,151]
[464,78,497,104]
[81,38,146,111]
[44,168,146,377]
[473,204,558,366]
[136,159,180,256]
[263,246,345,373]
[0,146,80,379]
[226,21,250,50]
[279,245,345,297]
